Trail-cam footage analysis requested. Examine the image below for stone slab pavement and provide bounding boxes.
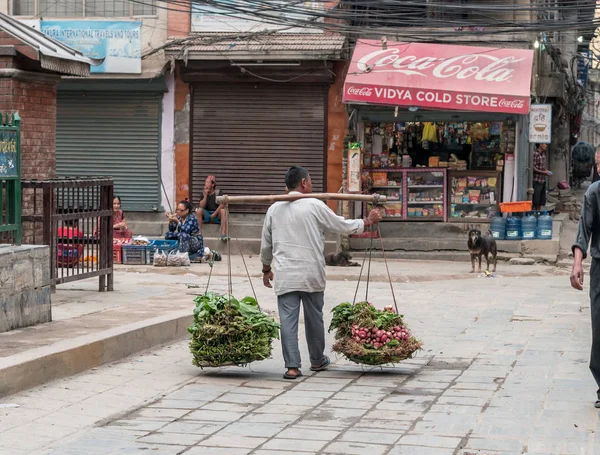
[1,264,599,455]
[1,258,560,359]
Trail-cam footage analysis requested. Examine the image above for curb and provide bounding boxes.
[0,311,192,398]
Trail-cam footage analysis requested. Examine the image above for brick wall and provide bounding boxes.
[2,77,57,180]
[168,0,190,37]
[2,70,59,243]
[174,66,190,202]
[326,61,349,211]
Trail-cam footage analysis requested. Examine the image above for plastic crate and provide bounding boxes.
[147,240,178,265]
[122,244,148,265]
[499,201,532,214]
[113,244,123,264]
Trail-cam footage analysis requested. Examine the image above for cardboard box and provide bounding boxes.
[372,172,388,186]
[428,156,440,167]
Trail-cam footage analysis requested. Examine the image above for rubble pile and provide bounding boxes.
[547,189,582,220]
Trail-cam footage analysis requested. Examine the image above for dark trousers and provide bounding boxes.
[590,259,600,399]
[533,181,546,208]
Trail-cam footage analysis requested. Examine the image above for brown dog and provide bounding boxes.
[325,250,360,267]
[467,229,497,273]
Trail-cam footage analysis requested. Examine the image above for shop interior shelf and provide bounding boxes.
[453,202,494,206]
[408,201,444,205]
[405,217,444,221]
[372,185,402,188]
[408,185,444,189]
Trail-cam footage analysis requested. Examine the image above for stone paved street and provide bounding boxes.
[0,262,598,455]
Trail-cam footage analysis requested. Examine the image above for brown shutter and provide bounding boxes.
[191,83,327,212]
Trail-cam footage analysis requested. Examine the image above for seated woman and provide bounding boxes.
[94,196,132,239]
[165,200,203,255]
[112,196,132,239]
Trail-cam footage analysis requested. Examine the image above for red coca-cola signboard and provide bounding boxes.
[343,41,534,114]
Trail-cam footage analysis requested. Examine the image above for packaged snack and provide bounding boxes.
[468,177,477,187]
[469,190,481,204]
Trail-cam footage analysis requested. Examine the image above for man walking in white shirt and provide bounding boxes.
[260,166,382,379]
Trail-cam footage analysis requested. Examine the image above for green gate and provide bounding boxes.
[0,113,21,245]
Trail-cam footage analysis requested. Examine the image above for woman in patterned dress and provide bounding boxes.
[165,200,203,255]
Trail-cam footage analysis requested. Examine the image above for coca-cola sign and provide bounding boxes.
[346,86,373,97]
[356,49,525,83]
[344,41,533,114]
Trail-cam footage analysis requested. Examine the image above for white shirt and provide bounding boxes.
[260,192,365,296]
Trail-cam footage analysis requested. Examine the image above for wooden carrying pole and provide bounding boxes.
[216,193,387,205]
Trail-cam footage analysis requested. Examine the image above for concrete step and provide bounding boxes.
[350,250,520,262]
[349,250,557,263]
[348,237,556,254]
[203,237,338,256]
[350,237,496,252]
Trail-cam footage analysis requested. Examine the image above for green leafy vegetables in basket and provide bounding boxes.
[329,302,422,366]
[188,292,280,368]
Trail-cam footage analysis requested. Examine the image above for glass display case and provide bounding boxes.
[365,168,447,222]
[448,170,502,221]
[370,170,403,219]
[405,169,447,221]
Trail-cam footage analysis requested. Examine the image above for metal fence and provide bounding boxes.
[0,113,21,245]
[21,177,114,291]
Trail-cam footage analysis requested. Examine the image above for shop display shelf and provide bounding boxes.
[407,185,444,189]
[363,168,405,172]
[405,216,444,221]
[372,185,402,189]
[408,201,443,205]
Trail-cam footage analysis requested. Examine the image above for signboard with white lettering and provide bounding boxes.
[343,40,534,114]
[528,104,552,144]
[41,21,141,74]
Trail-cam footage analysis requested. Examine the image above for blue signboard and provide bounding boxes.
[41,21,142,74]
[0,129,18,178]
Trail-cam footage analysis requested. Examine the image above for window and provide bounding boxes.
[12,0,156,17]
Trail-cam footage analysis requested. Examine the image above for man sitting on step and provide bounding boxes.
[196,175,229,242]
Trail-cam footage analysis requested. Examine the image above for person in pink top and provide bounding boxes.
[112,196,132,238]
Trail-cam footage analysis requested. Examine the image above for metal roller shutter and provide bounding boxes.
[191,83,327,212]
[56,91,162,211]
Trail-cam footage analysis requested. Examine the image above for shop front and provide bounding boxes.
[55,78,167,212]
[343,41,534,224]
[181,59,337,213]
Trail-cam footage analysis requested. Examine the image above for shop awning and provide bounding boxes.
[343,41,534,114]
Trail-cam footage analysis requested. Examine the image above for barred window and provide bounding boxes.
[12,0,156,17]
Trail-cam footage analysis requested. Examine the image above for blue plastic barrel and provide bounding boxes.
[537,211,553,240]
[490,216,506,240]
[505,216,522,240]
[521,213,537,240]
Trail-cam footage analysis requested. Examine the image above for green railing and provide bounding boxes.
[0,113,21,245]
